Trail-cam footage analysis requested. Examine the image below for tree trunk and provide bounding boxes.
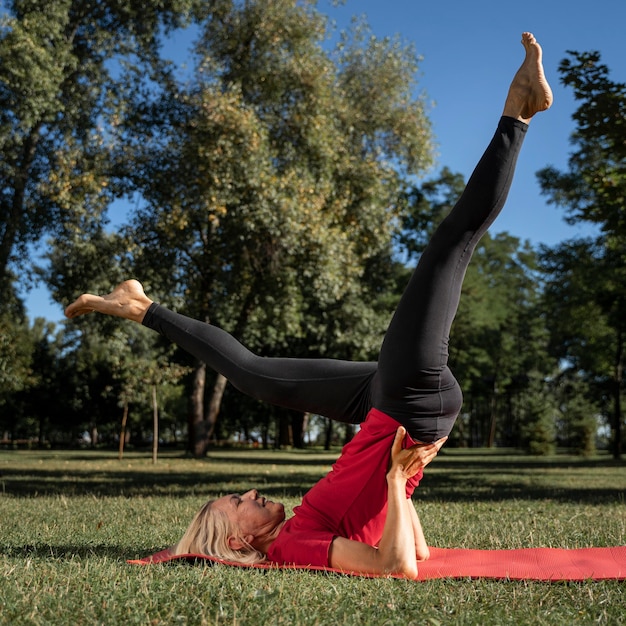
[205,373,228,440]
[291,411,306,448]
[189,372,228,458]
[188,361,206,457]
[302,412,310,445]
[343,423,355,446]
[118,402,129,460]
[261,412,271,449]
[186,287,256,457]
[152,384,158,465]
[38,413,47,448]
[612,328,623,459]
[277,409,292,448]
[487,378,498,448]
[324,418,333,451]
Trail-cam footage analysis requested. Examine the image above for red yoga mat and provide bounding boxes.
[129,545,626,581]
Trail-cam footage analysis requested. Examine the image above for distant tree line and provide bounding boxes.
[1,1,624,458]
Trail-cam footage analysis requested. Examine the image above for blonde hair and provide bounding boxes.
[173,500,267,565]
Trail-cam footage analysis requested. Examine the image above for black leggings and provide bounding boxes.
[143,117,527,442]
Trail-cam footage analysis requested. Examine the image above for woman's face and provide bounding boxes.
[212,489,285,540]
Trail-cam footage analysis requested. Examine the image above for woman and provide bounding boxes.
[66,33,552,578]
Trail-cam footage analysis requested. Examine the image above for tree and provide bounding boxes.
[0,0,203,306]
[537,50,625,458]
[118,0,434,455]
[0,315,34,438]
[111,329,190,462]
[539,239,623,458]
[553,373,599,456]
[537,51,626,237]
[518,372,556,456]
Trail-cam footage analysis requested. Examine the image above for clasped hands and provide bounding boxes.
[387,426,447,481]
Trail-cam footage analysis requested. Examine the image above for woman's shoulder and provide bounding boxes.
[266,518,335,567]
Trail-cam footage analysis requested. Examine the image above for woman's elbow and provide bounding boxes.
[384,557,418,579]
[416,546,430,562]
[395,562,419,579]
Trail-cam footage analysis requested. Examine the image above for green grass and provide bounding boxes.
[1,447,625,625]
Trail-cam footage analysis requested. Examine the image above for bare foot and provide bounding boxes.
[64,279,153,323]
[503,32,553,123]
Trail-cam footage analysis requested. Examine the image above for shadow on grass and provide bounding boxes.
[2,450,624,504]
[1,467,317,499]
[6,543,161,561]
[9,443,341,461]
[433,455,622,471]
[418,473,624,505]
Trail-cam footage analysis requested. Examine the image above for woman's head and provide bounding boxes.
[174,489,285,564]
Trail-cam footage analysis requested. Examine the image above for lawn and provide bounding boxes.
[1,446,625,625]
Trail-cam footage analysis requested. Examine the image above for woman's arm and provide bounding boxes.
[328,427,445,578]
[407,500,430,561]
[329,473,417,577]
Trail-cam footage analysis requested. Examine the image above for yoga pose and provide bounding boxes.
[66,33,552,578]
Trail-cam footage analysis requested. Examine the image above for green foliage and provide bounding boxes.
[0,315,33,403]
[0,0,202,297]
[538,51,626,238]
[0,316,80,443]
[106,0,434,452]
[539,238,624,458]
[396,167,466,262]
[12,0,625,461]
[518,374,557,456]
[123,0,433,337]
[554,374,599,456]
[0,0,206,446]
[537,50,626,459]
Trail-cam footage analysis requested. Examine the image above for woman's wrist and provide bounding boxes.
[386,468,408,485]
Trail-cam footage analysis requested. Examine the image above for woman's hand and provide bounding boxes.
[387,427,447,482]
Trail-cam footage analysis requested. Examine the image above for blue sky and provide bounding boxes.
[327,0,624,246]
[24,0,626,322]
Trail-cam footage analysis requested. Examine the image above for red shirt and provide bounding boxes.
[266,408,422,567]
